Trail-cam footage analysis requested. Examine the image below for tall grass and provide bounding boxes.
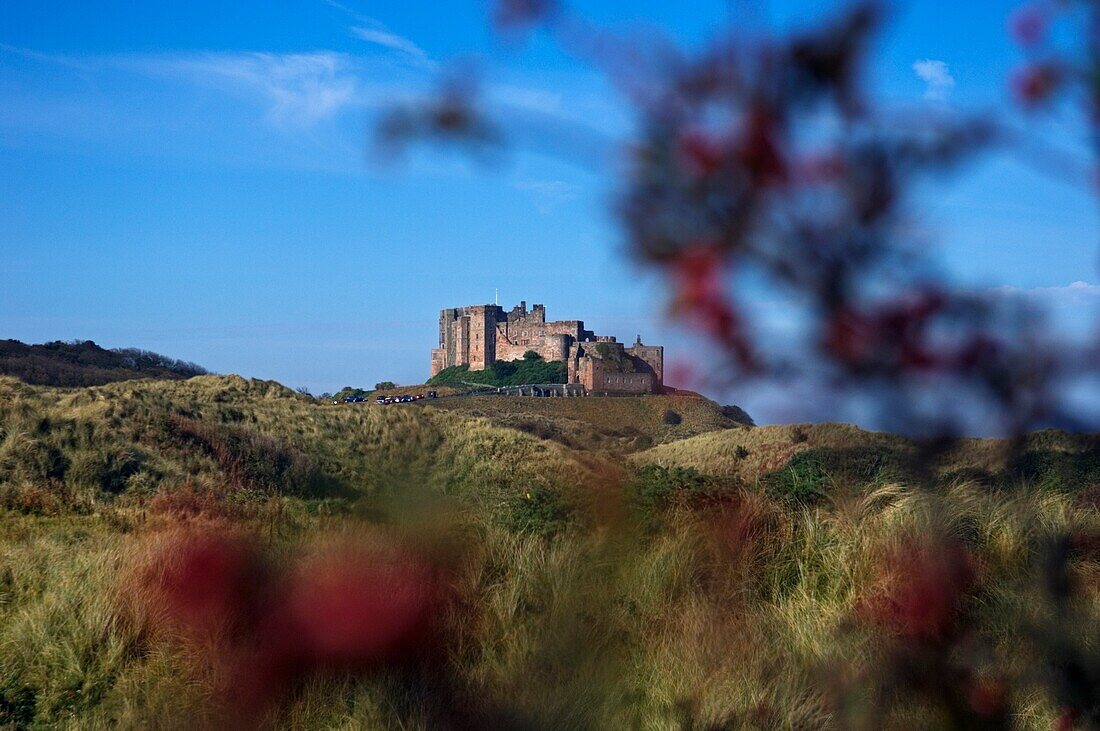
[0,375,1097,728]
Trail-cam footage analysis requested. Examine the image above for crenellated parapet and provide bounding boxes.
[432,300,664,393]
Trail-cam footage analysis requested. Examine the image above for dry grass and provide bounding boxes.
[632,422,1097,485]
[418,391,742,453]
[631,423,907,481]
[0,375,1098,728]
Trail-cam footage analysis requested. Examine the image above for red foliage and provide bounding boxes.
[1012,63,1066,108]
[676,129,725,179]
[967,676,1008,718]
[857,538,975,645]
[1009,4,1050,47]
[278,558,439,668]
[738,107,788,187]
[822,291,948,373]
[669,247,757,369]
[137,530,452,724]
[1055,708,1080,731]
[149,532,263,637]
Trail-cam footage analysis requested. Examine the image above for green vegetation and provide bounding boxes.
[332,386,373,402]
[427,357,567,387]
[626,464,722,530]
[421,391,743,452]
[0,339,207,387]
[0,376,1098,728]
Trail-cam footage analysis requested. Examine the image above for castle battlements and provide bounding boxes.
[431,301,664,394]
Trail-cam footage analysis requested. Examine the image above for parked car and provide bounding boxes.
[427,391,438,399]
[375,397,386,405]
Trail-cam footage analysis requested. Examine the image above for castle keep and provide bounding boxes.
[431,301,664,395]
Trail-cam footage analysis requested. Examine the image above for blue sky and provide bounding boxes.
[1,0,1097,425]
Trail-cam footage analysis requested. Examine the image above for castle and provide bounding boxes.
[431,301,664,395]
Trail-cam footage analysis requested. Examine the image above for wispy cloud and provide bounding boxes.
[912,59,955,101]
[118,51,360,126]
[989,280,1100,306]
[350,25,435,70]
[0,43,93,71]
[514,179,578,213]
[316,0,435,70]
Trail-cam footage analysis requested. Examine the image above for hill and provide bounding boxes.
[427,356,567,388]
[1,376,1099,728]
[0,375,619,512]
[632,422,1099,495]
[413,390,748,452]
[0,339,208,387]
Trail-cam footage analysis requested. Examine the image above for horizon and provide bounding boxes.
[3,0,1098,431]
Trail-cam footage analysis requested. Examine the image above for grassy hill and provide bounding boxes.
[0,375,617,514]
[427,356,567,388]
[0,339,208,387]
[1,375,1099,728]
[632,422,1099,488]
[414,390,746,452]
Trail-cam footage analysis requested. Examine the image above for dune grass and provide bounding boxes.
[418,391,742,453]
[2,478,1097,728]
[0,376,1098,728]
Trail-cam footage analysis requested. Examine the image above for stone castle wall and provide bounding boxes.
[432,300,664,394]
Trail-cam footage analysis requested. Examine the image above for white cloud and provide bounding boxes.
[912,59,955,101]
[351,26,434,70]
[989,280,1100,306]
[121,52,360,126]
[514,179,578,213]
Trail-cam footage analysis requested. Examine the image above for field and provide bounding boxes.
[1,375,1099,728]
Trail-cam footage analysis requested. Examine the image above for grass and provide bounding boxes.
[427,357,568,388]
[0,375,1098,728]
[418,391,742,453]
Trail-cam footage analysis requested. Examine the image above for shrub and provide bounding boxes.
[67,446,145,494]
[763,446,910,506]
[428,359,567,387]
[522,350,542,361]
[1002,447,1100,490]
[628,465,716,525]
[662,409,682,425]
[734,445,750,460]
[333,387,373,402]
[148,481,266,520]
[763,452,831,507]
[503,485,571,537]
[159,417,345,499]
[374,381,397,391]
[0,682,37,729]
[0,483,65,516]
[0,434,69,483]
[721,404,755,426]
